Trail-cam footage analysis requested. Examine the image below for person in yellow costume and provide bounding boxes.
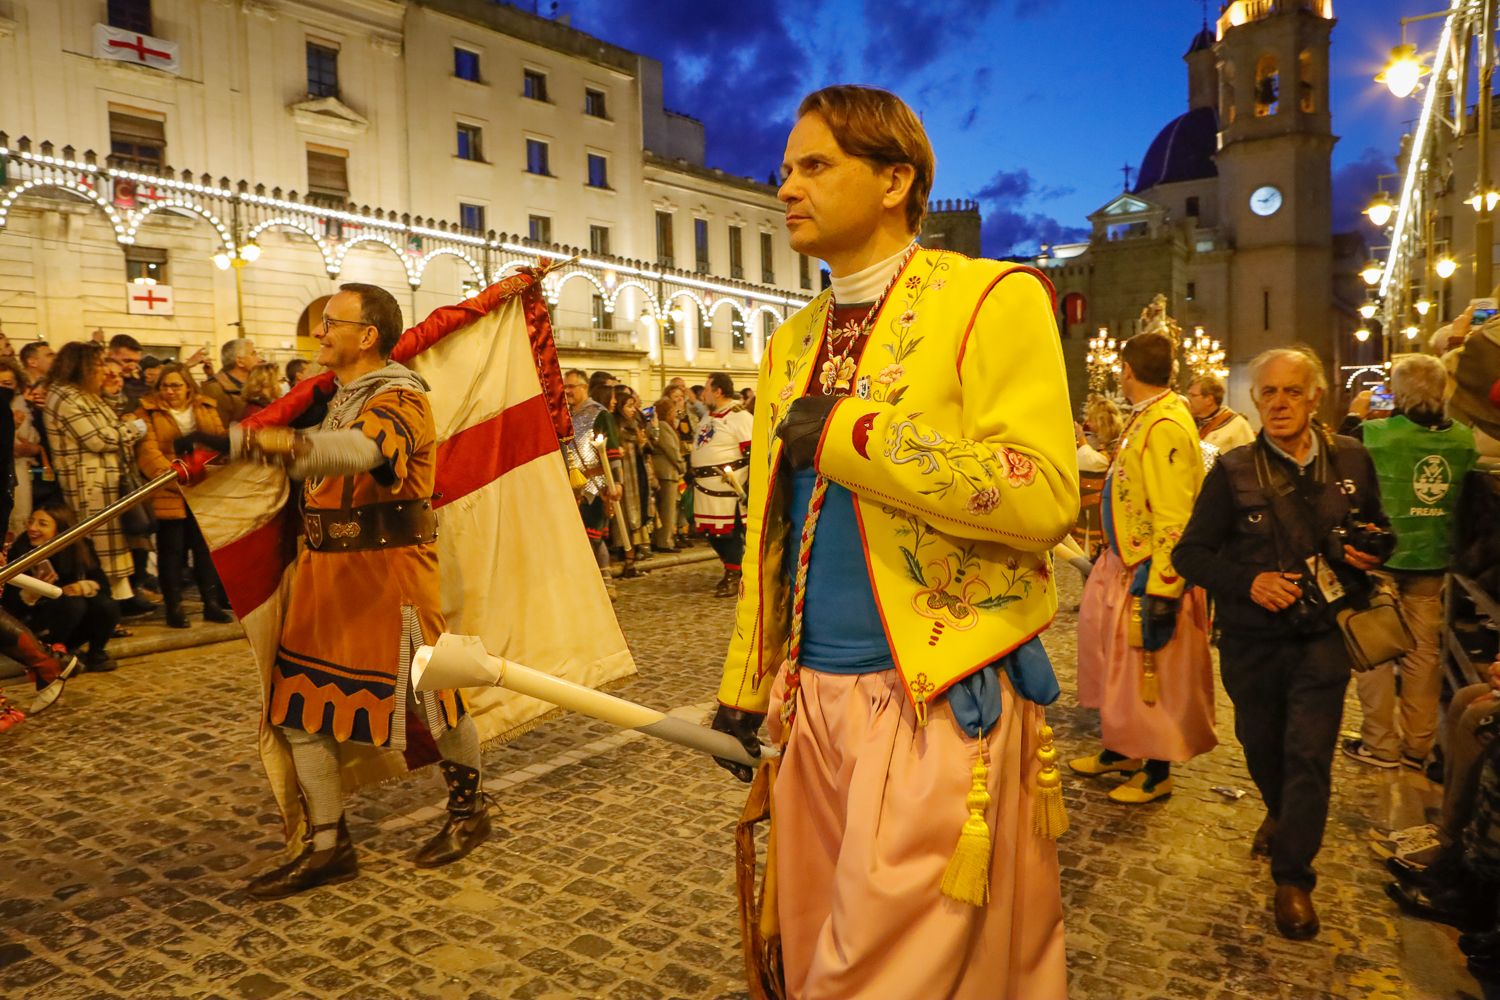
[708,85,1077,1000]
[1072,333,1217,803]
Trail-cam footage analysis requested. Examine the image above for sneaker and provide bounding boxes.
[1400,753,1426,772]
[1341,738,1399,769]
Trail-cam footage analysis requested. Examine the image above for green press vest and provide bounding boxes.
[1363,415,1477,571]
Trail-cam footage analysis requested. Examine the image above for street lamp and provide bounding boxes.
[213,238,262,332]
[1376,42,1428,98]
[1435,254,1459,279]
[1365,191,1396,228]
[1468,183,1500,213]
[1360,259,1385,286]
[1354,326,1371,342]
[1415,297,1432,316]
[1403,324,1420,340]
[1359,299,1379,320]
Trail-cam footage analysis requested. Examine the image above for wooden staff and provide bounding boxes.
[593,432,634,560]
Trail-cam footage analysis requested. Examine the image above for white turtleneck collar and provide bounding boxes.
[829,242,917,305]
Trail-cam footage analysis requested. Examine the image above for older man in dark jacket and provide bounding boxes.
[1174,347,1391,942]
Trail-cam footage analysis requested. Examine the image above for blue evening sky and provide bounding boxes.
[562,1,1434,256]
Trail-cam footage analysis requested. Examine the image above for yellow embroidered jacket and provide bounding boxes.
[716,248,1080,720]
[1106,391,1204,599]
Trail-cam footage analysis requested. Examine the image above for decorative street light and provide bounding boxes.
[1435,253,1459,279]
[1360,259,1385,286]
[1359,299,1379,320]
[1365,190,1396,227]
[1376,42,1428,99]
[1182,325,1227,380]
[212,238,262,332]
[1415,297,1432,316]
[1354,326,1371,342]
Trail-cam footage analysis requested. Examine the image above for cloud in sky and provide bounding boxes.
[1332,146,1395,234]
[973,167,1088,255]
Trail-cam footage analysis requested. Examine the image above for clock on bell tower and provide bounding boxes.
[1213,0,1336,385]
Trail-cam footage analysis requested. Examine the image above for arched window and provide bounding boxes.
[1255,55,1279,117]
[1298,50,1316,113]
[1221,62,1237,126]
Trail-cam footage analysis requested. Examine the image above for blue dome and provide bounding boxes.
[1134,105,1218,193]
[1185,26,1214,55]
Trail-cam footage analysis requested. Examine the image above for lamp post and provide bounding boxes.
[212,237,260,333]
[1476,0,1496,294]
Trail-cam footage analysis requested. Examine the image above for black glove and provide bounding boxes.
[710,704,765,783]
[172,432,197,457]
[775,395,839,471]
[1141,595,1180,653]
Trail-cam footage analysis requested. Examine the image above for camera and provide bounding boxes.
[1281,583,1328,634]
[641,405,655,420]
[1326,517,1395,565]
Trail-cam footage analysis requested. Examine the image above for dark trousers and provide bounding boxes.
[157,514,223,611]
[27,593,121,659]
[707,517,746,571]
[1219,629,1351,891]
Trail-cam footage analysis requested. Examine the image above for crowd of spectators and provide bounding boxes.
[0,328,308,732]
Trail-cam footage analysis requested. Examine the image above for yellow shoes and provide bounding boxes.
[1107,771,1173,804]
[1069,751,1144,776]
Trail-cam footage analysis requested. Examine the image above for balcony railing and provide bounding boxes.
[553,326,641,351]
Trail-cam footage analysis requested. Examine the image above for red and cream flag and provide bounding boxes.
[185,269,635,838]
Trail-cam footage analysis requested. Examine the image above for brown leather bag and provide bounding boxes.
[735,758,785,1000]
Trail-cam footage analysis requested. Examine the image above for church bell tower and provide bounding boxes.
[1214,0,1336,387]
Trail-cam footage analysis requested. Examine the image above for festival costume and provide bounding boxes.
[719,245,1077,999]
[1198,406,1256,456]
[566,399,621,561]
[692,402,753,584]
[1077,390,1217,766]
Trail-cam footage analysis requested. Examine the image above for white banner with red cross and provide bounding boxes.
[125,283,174,316]
[93,24,181,75]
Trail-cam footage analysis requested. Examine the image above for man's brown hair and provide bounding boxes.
[338,282,403,358]
[1121,332,1175,388]
[797,85,935,233]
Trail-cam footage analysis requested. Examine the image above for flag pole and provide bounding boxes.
[0,469,181,588]
[414,634,769,767]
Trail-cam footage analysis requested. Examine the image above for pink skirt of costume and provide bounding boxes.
[766,664,1068,1000]
[1076,547,1217,761]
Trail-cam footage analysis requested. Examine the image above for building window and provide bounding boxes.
[456,123,484,162]
[763,312,776,344]
[655,211,674,267]
[306,147,350,206]
[799,253,811,290]
[523,69,548,102]
[698,314,713,350]
[124,246,168,284]
[1186,281,1196,301]
[528,214,552,244]
[728,225,744,279]
[589,225,611,256]
[459,202,485,233]
[586,153,609,189]
[1298,50,1316,113]
[1263,289,1271,331]
[1186,196,1200,218]
[108,0,153,34]
[306,42,339,100]
[662,313,677,348]
[731,318,746,352]
[525,139,550,176]
[585,88,608,118]
[454,47,481,82]
[1254,55,1279,117]
[760,232,775,284]
[591,294,609,329]
[695,218,710,272]
[109,110,165,171]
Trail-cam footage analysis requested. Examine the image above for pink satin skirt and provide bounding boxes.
[766,664,1069,1000]
[1076,548,1218,761]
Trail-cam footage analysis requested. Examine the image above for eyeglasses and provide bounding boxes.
[320,315,369,335]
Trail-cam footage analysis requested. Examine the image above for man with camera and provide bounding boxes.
[1174,347,1392,940]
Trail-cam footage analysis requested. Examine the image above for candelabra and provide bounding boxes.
[1086,328,1120,394]
[1182,326,1228,381]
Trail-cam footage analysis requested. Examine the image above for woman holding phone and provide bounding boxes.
[4,503,122,672]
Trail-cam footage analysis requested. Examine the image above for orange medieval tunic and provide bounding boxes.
[267,384,460,747]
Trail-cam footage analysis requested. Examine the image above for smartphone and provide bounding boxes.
[33,559,55,582]
[1368,384,1395,411]
[1472,297,1498,324]
[641,405,655,420]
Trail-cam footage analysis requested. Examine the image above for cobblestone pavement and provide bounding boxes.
[0,560,1480,999]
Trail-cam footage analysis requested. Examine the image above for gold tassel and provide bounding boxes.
[1140,650,1159,705]
[1033,723,1069,839]
[568,467,588,491]
[1127,595,1144,648]
[940,749,992,907]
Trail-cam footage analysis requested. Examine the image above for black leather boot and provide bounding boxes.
[246,817,357,899]
[411,761,491,868]
[165,604,190,629]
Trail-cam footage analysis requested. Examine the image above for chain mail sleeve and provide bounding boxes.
[285,429,386,481]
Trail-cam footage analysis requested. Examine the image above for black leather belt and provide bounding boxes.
[303,498,438,552]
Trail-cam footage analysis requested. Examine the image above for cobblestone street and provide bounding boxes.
[0,562,1479,999]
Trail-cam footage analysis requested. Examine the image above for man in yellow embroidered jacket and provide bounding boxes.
[708,85,1077,1000]
[1072,332,1217,803]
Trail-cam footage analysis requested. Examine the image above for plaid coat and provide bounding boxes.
[43,383,145,584]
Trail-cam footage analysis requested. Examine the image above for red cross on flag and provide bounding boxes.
[93,24,181,75]
[125,283,174,316]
